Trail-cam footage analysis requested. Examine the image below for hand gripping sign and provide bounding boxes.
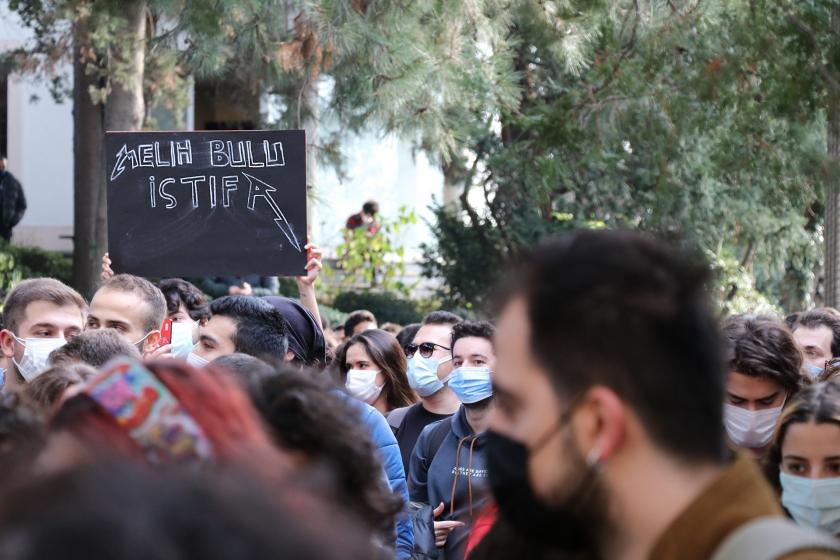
[105,130,307,277]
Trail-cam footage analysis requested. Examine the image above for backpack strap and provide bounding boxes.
[427,418,452,460]
[386,405,411,431]
[711,516,840,560]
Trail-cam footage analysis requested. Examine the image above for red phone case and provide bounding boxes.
[160,319,172,346]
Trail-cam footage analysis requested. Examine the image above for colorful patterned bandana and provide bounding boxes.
[84,358,214,466]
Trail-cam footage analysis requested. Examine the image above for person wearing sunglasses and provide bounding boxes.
[387,311,463,472]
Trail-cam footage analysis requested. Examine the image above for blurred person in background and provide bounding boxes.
[336,329,416,415]
[0,154,27,242]
[767,380,840,537]
[0,279,86,391]
[722,315,802,457]
[789,310,840,380]
[346,200,380,234]
[345,310,378,339]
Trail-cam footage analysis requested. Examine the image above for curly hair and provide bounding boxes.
[253,368,402,539]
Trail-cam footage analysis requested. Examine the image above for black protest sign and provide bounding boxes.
[105,130,307,278]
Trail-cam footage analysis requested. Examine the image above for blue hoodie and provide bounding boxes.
[339,393,414,559]
[408,406,490,560]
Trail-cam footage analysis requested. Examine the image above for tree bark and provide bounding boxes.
[72,17,106,299]
[105,1,146,131]
[825,7,840,308]
[72,2,146,298]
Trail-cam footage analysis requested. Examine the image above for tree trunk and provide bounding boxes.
[72,18,106,299]
[825,7,840,308]
[105,1,146,131]
[72,2,146,298]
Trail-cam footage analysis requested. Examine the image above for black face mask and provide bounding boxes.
[485,430,604,557]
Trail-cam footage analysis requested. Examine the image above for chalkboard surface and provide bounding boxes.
[105,130,307,278]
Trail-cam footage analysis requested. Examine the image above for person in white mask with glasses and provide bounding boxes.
[722,315,803,458]
[768,378,840,537]
[0,278,86,391]
[388,311,463,473]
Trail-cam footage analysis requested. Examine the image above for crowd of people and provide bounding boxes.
[3,230,840,559]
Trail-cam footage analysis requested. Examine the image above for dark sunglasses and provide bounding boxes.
[404,342,450,359]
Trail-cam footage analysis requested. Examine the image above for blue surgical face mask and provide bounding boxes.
[806,363,824,380]
[780,472,840,536]
[448,366,493,404]
[170,321,197,359]
[407,354,451,397]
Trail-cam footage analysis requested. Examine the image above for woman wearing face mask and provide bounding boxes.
[767,379,840,537]
[336,329,416,415]
[721,315,803,457]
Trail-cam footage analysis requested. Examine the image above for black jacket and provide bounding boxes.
[0,171,26,231]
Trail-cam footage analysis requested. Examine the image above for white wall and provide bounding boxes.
[1,1,74,251]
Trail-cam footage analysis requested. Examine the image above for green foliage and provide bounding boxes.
[421,1,832,313]
[325,206,417,295]
[0,242,72,298]
[332,291,424,326]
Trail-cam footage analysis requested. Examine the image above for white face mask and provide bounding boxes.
[781,472,840,536]
[186,351,210,368]
[11,335,66,382]
[170,321,196,359]
[345,369,384,404]
[724,402,783,448]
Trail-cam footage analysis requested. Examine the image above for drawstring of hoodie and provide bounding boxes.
[449,435,479,518]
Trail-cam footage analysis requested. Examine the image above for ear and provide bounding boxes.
[144,330,161,354]
[0,329,16,359]
[571,385,626,465]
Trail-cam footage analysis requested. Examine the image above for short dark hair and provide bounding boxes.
[421,311,463,327]
[158,278,211,323]
[451,320,495,350]
[212,353,277,401]
[723,315,802,394]
[24,363,97,412]
[100,274,167,333]
[3,278,86,334]
[509,230,727,463]
[344,310,377,339]
[362,201,379,215]
[210,296,289,361]
[395,323,420,349]
[790,309,840,357]
[48,329,142,368]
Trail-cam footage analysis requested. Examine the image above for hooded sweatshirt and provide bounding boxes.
[409,405,490,560]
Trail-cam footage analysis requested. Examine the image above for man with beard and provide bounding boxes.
[485,231,840,560]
